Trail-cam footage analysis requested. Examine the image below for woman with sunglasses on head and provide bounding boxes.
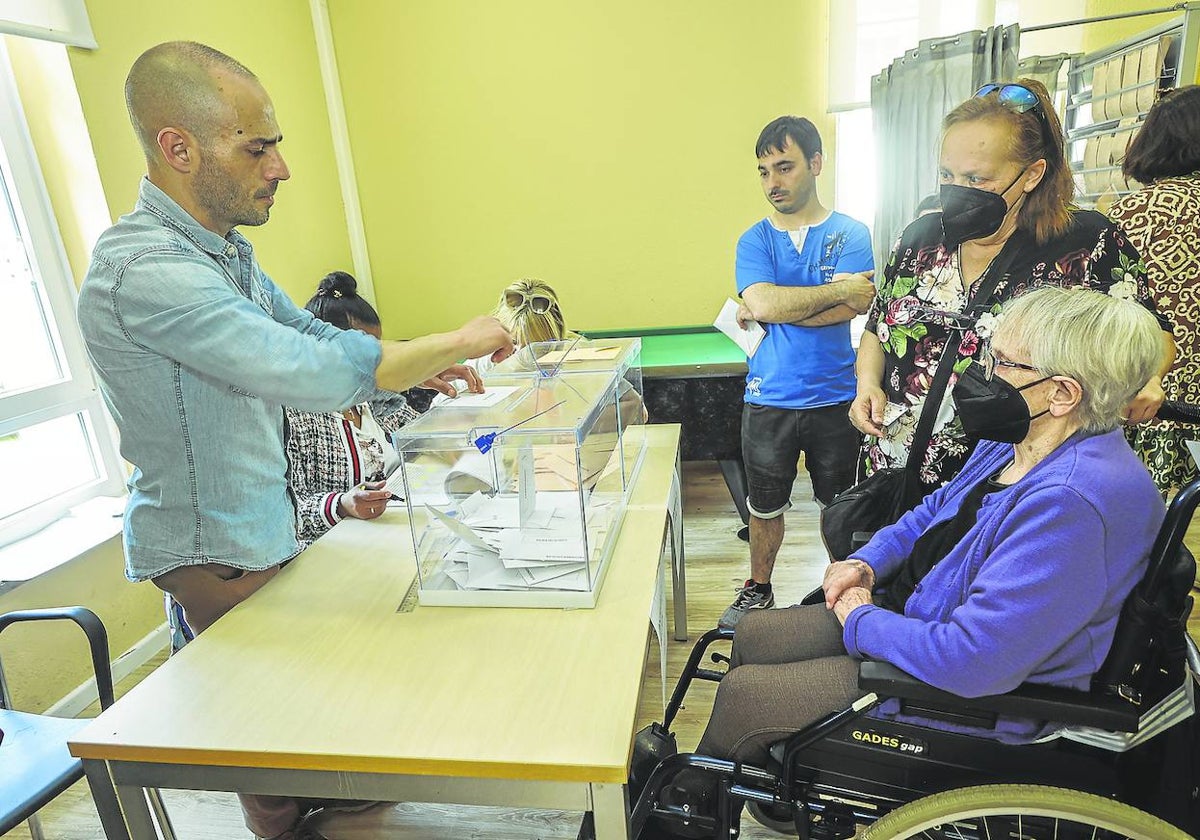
[849,78,1173,500]
[486,278,579,369]
[1109,86,1200,495]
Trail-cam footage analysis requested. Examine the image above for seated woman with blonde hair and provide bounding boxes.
[480,277,579,372]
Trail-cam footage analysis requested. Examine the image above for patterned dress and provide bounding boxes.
[863,210,1162,492]
[1110,174,1200,494]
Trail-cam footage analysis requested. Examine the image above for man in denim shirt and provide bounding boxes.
[78,41,512,839]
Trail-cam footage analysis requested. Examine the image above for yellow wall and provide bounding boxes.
[1082,0,1184,54]
[67,0,354,306]
[0,538,161,712]
[328,0,833,335]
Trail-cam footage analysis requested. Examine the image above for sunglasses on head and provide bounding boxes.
[974,83,1053,144]
[506,290,554,314]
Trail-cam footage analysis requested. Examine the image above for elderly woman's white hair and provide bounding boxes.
[990,287,1162,433]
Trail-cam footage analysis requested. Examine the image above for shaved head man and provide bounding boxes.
[78,43,513,840]
[125,42,287,234]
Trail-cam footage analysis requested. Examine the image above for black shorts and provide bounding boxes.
[741,401,859,516]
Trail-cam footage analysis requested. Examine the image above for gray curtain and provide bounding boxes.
[870,24,1020,261]
[1017,52,1071,99]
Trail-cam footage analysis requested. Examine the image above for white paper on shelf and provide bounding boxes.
[713,297,765,357]
[435,385,521,409]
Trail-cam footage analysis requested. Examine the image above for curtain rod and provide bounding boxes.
[1022,2,1192,33]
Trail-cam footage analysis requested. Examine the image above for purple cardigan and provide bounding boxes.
[844,429,1165,741]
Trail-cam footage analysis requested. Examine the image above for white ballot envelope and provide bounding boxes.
[714,298,766,357]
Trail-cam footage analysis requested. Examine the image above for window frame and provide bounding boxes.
[0,39,124,547]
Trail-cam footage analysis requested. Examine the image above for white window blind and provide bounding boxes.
[0,0,96,49]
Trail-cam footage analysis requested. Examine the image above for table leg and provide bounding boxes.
[669,449,688,641]
[82,759,132,840]
[591,782,630,840]
[113,778,159,839]
[717,457,750,527]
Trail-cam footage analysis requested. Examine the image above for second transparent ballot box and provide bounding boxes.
[390,338,646,607]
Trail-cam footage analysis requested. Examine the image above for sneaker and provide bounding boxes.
[718,580,774,628]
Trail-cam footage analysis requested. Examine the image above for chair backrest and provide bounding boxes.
[1092,478,1200,707]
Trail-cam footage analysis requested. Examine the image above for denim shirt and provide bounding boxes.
[78,178,382,581]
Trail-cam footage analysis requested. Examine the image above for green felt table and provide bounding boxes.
[584,327,748,379]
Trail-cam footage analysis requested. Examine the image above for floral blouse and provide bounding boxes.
[863,209,1163,491]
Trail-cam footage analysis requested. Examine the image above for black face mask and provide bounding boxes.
[939,171,1025,249]
[952,361,1050,443]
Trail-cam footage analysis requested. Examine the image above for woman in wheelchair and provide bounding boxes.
[664,287,1170,833]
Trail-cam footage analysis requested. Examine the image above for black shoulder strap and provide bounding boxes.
[903,232,1028,471]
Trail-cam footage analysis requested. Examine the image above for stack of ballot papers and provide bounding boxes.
[424,491,614,592]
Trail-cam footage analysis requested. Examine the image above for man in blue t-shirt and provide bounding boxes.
[720,116,875,628]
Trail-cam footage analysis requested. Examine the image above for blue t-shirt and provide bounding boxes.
[735,213,874,409]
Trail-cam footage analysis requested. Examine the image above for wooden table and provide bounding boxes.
[70,425,683,840]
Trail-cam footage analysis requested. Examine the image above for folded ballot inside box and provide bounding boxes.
[391,338,646,608]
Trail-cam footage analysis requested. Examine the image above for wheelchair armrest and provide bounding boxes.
[0,607,114,710]
[858,661,1141,732]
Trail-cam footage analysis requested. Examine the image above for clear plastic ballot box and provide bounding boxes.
[390,338,646,607]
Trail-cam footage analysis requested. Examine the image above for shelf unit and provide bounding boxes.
[1062,5,1200,210]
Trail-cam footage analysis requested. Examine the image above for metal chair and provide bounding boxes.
[0,606,176,839]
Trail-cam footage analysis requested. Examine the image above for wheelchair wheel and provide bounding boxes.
[745,800,797,835]
[860,784,1192,839]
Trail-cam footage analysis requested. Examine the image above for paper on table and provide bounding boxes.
[436,385,521,409]
[714,298,765,358]
[537,345,623,365]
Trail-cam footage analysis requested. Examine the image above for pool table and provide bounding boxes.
[583,326,751,528]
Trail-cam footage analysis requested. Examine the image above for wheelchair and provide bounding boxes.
[623,470,1200,839]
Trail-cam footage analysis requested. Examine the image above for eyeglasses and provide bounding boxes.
[980,347,1041,381]
[974,83,1053,146]
[505,290,554,314]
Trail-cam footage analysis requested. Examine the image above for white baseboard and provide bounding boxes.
[47,622,169,717]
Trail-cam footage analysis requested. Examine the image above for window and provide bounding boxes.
[0,40,122,546]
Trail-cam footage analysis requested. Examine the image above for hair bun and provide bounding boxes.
[317,270,358,299]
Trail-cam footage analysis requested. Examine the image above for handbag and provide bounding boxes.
[819,234,1027,561]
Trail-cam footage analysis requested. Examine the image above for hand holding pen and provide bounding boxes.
[337,479,394,520]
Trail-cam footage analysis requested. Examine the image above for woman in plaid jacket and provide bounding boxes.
[286,271,421,548]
